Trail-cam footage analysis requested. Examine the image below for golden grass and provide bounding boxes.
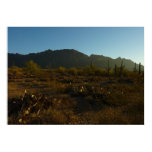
[8,67,144,124]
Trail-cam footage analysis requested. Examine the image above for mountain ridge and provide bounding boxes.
[8,49,144,71]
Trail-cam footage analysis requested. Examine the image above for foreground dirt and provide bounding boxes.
[8,69,144,124]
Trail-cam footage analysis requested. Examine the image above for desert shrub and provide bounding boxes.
[122,69,130,77]
[8,66,23,78]
[67,67,78,75]
[113,66,128,77]
[83,66,95,75]
[113,67,130,77]
[24,60,40,75]
[123,70,143,79]
[94,68,105,76]
[10,66,22,71]
[46,80,67,93]
[55,83,67,93]
[83,65,107,76]
[41,107,68,124]
[38,69,51,80]
[57,66,67,74]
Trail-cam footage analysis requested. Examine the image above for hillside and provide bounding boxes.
[8,49,144,70]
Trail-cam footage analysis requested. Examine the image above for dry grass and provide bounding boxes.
[8,67,144,124]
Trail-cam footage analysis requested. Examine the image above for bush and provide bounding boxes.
[83,66,95,75]
[24,60,40,74]
[94,68,107,76]
[8,66,23,77]
[83,66,106,76]
[57,66,67,74]
[68,67,78,75]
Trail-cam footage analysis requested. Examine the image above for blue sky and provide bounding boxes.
[8,27,144,64]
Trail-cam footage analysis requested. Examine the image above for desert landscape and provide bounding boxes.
[8,52,144,124]
[8,27,144,125]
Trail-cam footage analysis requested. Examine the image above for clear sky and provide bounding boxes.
[8,27,144,64]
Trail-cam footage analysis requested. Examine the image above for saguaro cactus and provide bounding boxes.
[120,60,125,76]
[107,60,110,76]
[134,63,137,72]
[139,62,141,75]
[114,64,117,76]
[90,61,93,69]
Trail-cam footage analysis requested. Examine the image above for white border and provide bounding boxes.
[0,0,152,152]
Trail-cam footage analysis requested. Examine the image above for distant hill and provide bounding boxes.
[8,49,144,71]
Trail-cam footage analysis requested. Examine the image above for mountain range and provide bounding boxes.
[8,49,144,71]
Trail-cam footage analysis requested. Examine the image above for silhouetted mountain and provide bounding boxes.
[8,49,144,71]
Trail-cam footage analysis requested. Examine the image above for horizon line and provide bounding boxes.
[8,48,144,65]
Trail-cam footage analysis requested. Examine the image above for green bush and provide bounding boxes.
[83,66,107,76]
[83,66,95,75]
[94,68,106,76]
[8,66,23,77]
[68,67,78,75]
[24,60,40,74]
[57,66,67,74]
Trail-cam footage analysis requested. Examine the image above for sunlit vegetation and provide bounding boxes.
[8,60,144,124]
